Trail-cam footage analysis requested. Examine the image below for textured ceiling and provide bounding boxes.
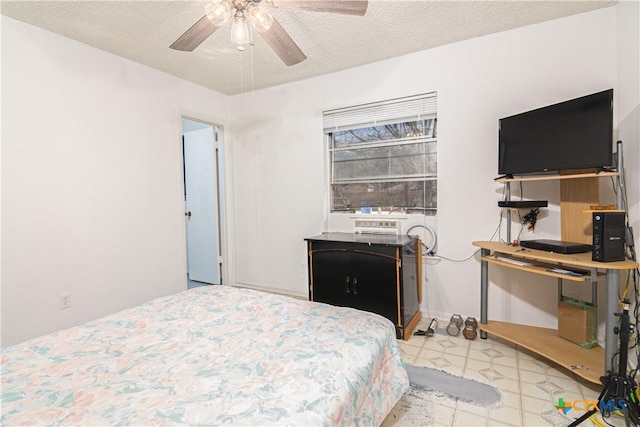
[1,0,616,95]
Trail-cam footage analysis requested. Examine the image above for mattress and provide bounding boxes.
[1,285,409,426]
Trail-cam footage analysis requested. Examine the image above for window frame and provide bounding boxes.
[324,93,438,215]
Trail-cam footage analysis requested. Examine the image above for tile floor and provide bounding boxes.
[388,317,629,427]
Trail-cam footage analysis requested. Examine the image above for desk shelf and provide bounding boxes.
[495,171,618,183]
[480,255,603,283]
[479,321,603,384]
[473,240,638,384]
[474,241,635,271]
[485,157,636,382]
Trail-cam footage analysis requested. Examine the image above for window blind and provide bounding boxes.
[323,93,437,133]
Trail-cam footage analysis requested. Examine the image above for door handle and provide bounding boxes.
[352,277,358,294]
[185,211,192,217]
[345,276,350,293]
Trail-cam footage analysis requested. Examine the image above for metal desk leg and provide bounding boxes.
[480,248,489,339]
[605,269,618,373]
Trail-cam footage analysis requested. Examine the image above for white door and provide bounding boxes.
[183,125,221,284]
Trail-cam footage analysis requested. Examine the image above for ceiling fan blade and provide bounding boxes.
[170,16,220,51]
[258,17,307,66]
[271,0,368,16]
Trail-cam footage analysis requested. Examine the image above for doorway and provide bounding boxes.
[182,118,223,288]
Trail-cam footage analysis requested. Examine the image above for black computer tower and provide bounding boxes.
[592,212,625,262]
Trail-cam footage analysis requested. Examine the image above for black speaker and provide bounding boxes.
[592,212,625,262]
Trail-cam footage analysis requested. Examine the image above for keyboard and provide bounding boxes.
[494,256,532,267]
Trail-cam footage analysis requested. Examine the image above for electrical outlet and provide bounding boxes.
[59,293,71,309]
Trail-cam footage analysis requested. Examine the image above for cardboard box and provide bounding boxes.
[558,299,597,348]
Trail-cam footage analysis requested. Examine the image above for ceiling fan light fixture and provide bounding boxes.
[172,0,368,65]
[245,2,273,33]
[205,0,234,26]
[230,11,252,46]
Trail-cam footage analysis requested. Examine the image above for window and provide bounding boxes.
[324,93,437,214]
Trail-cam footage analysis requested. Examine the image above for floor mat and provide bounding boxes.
[405,363,501,407]
[382,364,502,426]
[382,384,437,426]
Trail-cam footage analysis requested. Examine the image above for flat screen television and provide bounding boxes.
[498,89,614,176]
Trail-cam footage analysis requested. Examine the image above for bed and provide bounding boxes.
[1,285,409,426]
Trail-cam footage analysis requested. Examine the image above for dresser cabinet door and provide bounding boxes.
[309,241,400,326]
[349,250,399,324]
[311,249,352,308]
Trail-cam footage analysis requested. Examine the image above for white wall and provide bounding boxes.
[1,16,230,346]
[228,7,624,330]
[616,0,640,370]
[617,0,640,245]
[2,4,636,347]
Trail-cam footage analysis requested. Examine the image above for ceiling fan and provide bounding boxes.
[170,0,368,66]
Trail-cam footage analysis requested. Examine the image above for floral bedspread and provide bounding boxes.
[1,285,409,426]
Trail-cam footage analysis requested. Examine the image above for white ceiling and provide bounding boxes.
[1,0,616,96]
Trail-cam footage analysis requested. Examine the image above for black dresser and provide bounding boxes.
[304,233,422,340]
